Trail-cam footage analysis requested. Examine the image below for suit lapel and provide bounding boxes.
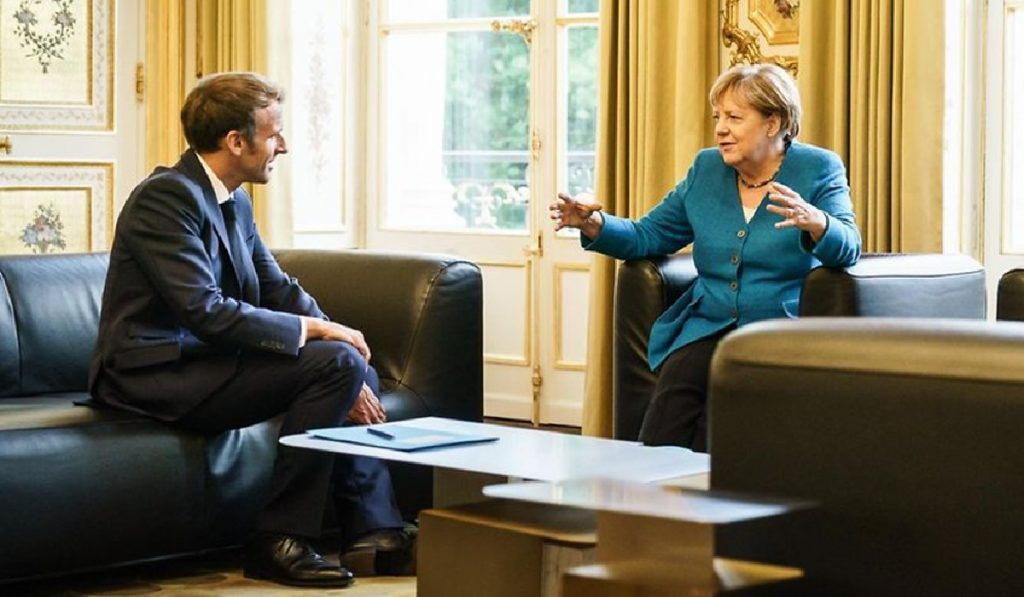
[175,150,245,295]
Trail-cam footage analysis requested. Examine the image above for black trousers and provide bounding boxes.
[638,329,730,453]
[176,340,403,542]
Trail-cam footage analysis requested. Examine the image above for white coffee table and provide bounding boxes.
[280,416,710,506]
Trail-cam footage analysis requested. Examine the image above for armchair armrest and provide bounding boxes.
[612,252,985,441]
[273,249,483,423]
[997,269,1024,321]
[614,255,697,440]
[800,253,985,318]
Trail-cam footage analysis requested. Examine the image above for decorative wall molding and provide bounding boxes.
[722,0,798,77]
[748,0,799,45]
[0,0,114,131]
[0,160,114,254]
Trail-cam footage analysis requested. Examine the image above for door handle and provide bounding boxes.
[523,231,543,258]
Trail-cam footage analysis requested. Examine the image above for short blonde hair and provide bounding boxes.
[709,64,801,142]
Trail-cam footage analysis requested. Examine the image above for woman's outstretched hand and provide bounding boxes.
[765,182,827,242]
[550,192,604,236]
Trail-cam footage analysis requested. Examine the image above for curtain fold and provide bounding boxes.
[146,0,277,240]
[197,0,274,240]
[145,0,188,173]
[798,0,944,252]
[582,0,719,437]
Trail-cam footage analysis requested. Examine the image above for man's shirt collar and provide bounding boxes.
[195,152,233,205]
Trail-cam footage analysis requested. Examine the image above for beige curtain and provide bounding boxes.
[197,0,275,239]
[145,0,188,173]
[147,1,276,238]
[798,0,944,252]
[582,0,720,437]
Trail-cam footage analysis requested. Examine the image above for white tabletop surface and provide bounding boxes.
[483,478,809,524]
[281,417,709,483]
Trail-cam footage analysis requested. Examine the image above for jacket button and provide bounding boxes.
[737,230,747,238]
[730,254,739,265]
[731,309,738,317]
[730,281,739,291]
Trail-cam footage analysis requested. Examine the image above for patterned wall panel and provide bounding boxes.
[0,161,114,254]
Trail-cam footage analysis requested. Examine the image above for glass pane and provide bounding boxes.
[566,0,599,14]
[1006,7,1024,252]
[388,0,529,23]
[384,31,531,232]
[564,25,598,198]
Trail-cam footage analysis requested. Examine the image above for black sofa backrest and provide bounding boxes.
[0,253,108,398]
[613,253,986,440]
[274,249,483,421]
[710,317,1024,595]
[0,249,483,423]
[800,253,985,318]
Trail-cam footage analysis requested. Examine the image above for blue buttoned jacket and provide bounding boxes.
[583,141,861,371]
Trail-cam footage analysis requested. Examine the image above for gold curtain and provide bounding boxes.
[145,0,188,173]
[583,0,720,437]
[798,0,944,252]
[196,0,273,238]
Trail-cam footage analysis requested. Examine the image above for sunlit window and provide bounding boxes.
[379,0,599,234]
[1004,4,1024,252]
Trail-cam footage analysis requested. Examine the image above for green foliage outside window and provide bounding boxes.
[442,0,598,228]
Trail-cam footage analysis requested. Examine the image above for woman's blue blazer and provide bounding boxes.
[584,141,862,371]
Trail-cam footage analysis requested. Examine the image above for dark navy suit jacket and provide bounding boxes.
[89,150,325,421]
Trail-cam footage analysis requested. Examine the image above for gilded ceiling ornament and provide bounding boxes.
[722,0,798,78]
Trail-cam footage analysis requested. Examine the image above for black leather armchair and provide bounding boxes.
[0,249,482,584]
[613,253,985,440]
[709,317,1024,595]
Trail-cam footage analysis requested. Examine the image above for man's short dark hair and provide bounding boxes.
[180,72,284,152]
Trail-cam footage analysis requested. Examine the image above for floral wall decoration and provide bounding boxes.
[12,0,77,74]
[0,0,113,131]
[20,202,67,253]
[0,160,113,255]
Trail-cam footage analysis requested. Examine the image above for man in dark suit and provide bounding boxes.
[89,72,414,588]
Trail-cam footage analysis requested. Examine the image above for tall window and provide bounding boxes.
[377,0,598,234]
[1002,3,1024,252]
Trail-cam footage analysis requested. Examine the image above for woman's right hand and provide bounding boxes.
[550,192,604,236]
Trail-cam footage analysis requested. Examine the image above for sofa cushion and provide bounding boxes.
[0,254,108,398]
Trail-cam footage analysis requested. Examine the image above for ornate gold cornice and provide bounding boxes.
[722,0,798,77]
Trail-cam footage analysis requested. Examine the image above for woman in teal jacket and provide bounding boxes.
[551,64,861,452]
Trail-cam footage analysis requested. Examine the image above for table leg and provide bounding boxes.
[432,468,507,507]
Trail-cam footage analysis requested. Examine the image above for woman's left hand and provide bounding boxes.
[765,182,827,243]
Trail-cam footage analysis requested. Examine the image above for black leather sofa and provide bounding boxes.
[709,317,1024,595]
[0,249,482,584]
[613,253,986,440]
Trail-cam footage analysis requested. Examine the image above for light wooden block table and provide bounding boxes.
[485,478,809,596]
[418,499,597,597]
[281,418,711,596]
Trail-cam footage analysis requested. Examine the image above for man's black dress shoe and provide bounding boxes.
[244,533,355,588]
[340,523,417,576]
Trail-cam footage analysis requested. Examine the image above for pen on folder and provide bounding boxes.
[367,427,395,440]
